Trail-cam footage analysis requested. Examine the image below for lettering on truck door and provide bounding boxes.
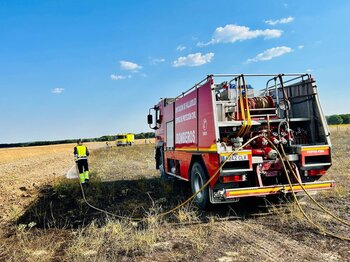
[174,91,198,150]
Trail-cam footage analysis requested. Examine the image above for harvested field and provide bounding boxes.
[0,131,349,261]
[0,142,106,228]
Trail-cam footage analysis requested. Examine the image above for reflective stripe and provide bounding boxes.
[84,171,89,180]
[79,173,85,183]
[76,145,87,157]
[225,181,334,198]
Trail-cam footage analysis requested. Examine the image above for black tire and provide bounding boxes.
[190,162,210,209]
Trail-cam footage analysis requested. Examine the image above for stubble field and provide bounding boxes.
[0,130,349,262]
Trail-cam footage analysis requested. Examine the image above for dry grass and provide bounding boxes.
[0,139,153,165]
[65,220,157,261]
[323,124,350,198]
[253,124,350,255]
[0,143,101,229]
[0,142,105,165]
[175,207,200,224]
[0,143,213,261]
[90,143,158,181]
[1,131,349,261]
[1,227,69,262]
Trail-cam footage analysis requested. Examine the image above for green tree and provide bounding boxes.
[327,115,343,125]
[339,114,350,124]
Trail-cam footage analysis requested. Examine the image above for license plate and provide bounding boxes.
[230,154,248,161]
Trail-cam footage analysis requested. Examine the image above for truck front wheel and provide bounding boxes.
[190,162,210,209]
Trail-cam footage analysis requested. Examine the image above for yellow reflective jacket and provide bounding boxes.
[74,145,89,160]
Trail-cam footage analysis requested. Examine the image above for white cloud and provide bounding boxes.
[176,45,186,51]
[306,69,313,72]
[110,74,132,80]
[172,52,214,67]
[120,60,142,71]
[198,24,282,46]
[246,46,293,63]
[150,58,166,65]
[298,45,304,49]
[51,88,64,94]
[265,16,294,26]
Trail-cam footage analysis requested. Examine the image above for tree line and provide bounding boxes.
[0,132,155,148]
[326,114,350,125]
[2,113,348,148]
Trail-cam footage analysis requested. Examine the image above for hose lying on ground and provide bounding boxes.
[77,135,261,221]
[265,137,350,241]
[77,136,350,241]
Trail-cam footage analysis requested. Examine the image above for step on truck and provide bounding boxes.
[147,74,334,209]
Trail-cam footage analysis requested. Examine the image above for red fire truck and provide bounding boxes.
[147,74,334,208]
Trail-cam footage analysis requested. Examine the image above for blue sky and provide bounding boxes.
[1,0,349,143]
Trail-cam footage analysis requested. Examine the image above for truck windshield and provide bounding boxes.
[117,135,126,139]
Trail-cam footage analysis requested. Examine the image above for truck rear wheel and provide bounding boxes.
[190,162,209,209]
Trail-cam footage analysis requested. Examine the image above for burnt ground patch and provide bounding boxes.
[17,176,189,228]
[16,175,290,229]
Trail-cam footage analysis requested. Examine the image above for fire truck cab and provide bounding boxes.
[147,74,334,209]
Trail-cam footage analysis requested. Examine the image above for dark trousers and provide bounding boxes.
[77,159,89,173]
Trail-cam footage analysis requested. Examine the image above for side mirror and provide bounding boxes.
[147,114,153,125]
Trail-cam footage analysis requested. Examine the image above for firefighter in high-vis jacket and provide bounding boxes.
[74,139,90,184]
